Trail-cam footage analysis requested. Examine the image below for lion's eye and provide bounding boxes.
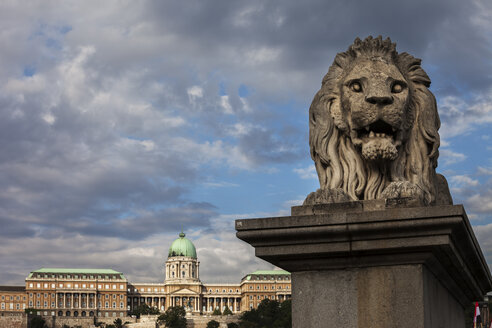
[392,83,404,93]
[350,82,362,92]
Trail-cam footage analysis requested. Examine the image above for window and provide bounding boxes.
[105,302,109,308]
[29,283,33,288]
[113,302,116,308]
[105,285,109,289]
[75,284,79,288]
[51,284,55,288]
[182,271,185,278]
[44,283,48,288]
[1,303,4,309]
[37,283,40,288]
[112,285,116,290]
[16,304,20,310]
[120,302,124,308]
[82,284,86,288]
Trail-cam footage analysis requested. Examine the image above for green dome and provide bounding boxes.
[168,232,197,259]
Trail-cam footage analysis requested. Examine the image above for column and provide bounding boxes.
[71,294,73,309]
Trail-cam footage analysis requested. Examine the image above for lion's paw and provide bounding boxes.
[303,188,352,205]
[381,181,425,204]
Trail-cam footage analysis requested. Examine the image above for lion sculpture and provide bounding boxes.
[304,36,453,206]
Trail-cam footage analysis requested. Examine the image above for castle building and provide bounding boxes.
[0,232,291,319]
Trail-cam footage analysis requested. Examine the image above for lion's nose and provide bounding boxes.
[365,95,394,105]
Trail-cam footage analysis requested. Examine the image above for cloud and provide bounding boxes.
[293,165,317,180]
[439,149,467,165]
[1,0,492,285]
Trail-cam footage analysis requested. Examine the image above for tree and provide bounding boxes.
[206,320,220,328]
[130,303,160,318]
[227,323,239,328]
[212,307,222,315]
[223,305,233,315]
[30,316,47,328]
[114,318,123,328]
[238,299,291,328]
[157,306,187,328]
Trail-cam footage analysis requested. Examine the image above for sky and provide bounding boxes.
[0,0,492,286]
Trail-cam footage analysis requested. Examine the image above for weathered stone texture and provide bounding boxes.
[0,313,27,328]
[305,36,452,206]
[236,201,492,328]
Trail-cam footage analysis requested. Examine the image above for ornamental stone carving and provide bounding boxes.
[305,36,452,206]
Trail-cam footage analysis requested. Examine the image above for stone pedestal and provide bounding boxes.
[236,199,492,328]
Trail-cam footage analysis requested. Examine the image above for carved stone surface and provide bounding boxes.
[306,36,453,206]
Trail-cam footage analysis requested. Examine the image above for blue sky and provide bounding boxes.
[0,0,491,285]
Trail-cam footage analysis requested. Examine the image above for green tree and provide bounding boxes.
[227,323,239,328]
[212,307,222,315]
[130,303,160,317]
[114,318,123,328]
[30,316,47,328]
[223,305,233,315]
[238,298,291,328]
[157,306,187,328]
[206,320,220,328]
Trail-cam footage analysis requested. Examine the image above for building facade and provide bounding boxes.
[0,232,291,319]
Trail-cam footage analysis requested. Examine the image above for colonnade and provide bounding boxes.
[202,297,241,313]
[127,295,242,313]
[55,292,97,317]
[129,296,166,311]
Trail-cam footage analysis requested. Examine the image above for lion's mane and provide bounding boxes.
[309,36,442,205]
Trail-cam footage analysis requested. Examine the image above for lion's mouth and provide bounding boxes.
[356,120,399,143]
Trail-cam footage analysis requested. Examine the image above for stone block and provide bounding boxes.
[236,201,492,328]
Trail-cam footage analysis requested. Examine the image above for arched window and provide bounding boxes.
[66,311,70,317]
[58,311,63,317]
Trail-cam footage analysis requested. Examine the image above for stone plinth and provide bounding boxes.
[236,199,492,328]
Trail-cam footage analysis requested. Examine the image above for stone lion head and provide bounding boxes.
[306,36,452,206]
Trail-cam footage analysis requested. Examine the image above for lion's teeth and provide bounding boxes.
[369,131,375,137]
